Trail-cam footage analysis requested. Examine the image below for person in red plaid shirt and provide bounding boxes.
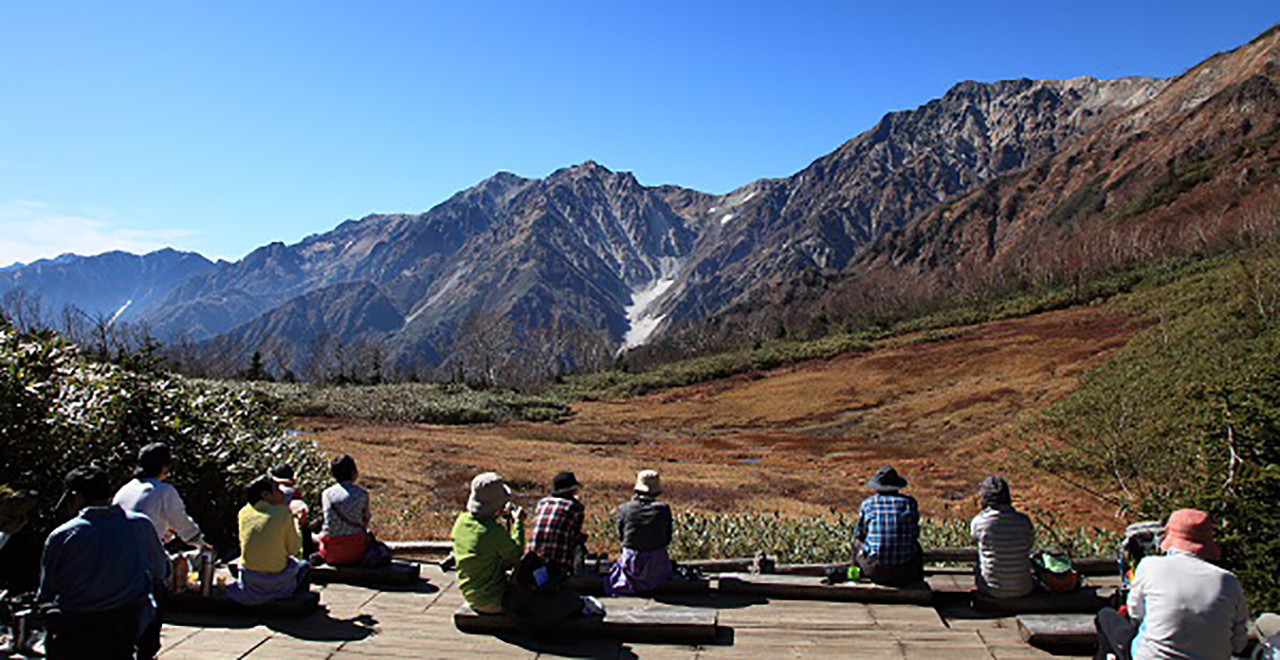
[527,471,588,575]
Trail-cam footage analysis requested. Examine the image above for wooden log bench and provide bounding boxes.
[454,603,718,643]
[1017,613,1096,651]
[717,573,934,604]
[310,560,421,587]
[972,587,1106,614]
[566,574,713,596]
[168,589,321,617]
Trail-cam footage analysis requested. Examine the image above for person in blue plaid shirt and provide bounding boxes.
[527,471,588,575]
[854,465,923,586]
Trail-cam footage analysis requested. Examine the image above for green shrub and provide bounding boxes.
[1035,244,1280,611]
[238,381,573,424]
[0,324,329,560]
[582,510,1117,564]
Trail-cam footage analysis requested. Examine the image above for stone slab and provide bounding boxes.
[1017,613,1096,650]
[973,588,1105,615]
[310,561,421,587]
[167,589,321,617]
[453,602,718,643]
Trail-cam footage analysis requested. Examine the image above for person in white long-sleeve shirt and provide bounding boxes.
[1094,508,1249,660]
[113,442,206,548]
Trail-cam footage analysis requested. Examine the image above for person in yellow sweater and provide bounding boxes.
[227,474,310,606]
[451,472,525,613]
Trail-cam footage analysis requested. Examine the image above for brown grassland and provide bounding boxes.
[300,304,1141,543]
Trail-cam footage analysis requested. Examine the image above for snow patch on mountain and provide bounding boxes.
[108,299,132,325]
[622,259,681,349]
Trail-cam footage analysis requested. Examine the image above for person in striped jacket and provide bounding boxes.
[970,476,1035,599]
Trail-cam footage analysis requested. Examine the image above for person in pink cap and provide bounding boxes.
[1094,508,1249,660]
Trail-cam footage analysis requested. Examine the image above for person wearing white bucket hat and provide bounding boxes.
[452,472,526,613]
[605,470,674,596]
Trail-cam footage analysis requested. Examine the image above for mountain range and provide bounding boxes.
[3,26,1277,379]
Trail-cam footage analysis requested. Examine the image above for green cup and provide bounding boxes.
[846,565,861,582]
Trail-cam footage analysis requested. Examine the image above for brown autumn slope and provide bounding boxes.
[859,25,1280,291]
[304,304,1139,541]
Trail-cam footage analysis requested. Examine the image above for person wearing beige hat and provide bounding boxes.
[1093,508,1249,660]
[605,469,674,596]
[451,472,526,613]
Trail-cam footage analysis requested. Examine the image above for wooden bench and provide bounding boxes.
[972,587,1106,614]
[454,603,718,643]
[717,573,934,604]
[168,589,321,617]
[310,561,421,587]
[566,574,713,596]
[1017,613,1096,650]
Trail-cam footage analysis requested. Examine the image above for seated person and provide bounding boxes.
[1094,508,1248,660]
[227,475,310,606]
[114,442,208,549]
[451,472,525,614]
[316,455,375,565]
[272,462,315,556]
[970,476,1034,599]
[605,469,673,596]
[853,465,923,586]
[527,471,587,576]
[38,465,169,660]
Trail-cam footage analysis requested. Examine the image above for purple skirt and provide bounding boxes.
[604,547,672,596]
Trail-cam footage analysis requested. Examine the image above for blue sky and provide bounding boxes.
[0,2,1274,265]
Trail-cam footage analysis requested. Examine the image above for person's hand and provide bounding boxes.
[511,505,526,521]
[2,514,28,535]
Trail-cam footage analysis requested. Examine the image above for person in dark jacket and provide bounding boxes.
[38,465,170,660]
[605,469,673,596]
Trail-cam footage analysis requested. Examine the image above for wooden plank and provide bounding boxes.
[454,603,718,643]
[168,589,321,617]
[973,588,1105,614]
[1017,613,1096,649]
[386,540,453,554]
[566,574,712,596]
[717,573,933,604]
[311,561,421,587]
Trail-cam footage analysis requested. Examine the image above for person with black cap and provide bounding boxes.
[37,465,170,659]
[113,442,207,549]
[853,465,923,586]
[970,476,1035,599]
[527,471,588,576]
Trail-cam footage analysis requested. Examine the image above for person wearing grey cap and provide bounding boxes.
[451,472,526,613]
[970,476,1035,599]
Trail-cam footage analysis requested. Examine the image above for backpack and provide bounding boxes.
[507,551,583,628]
[1032,550,1081,593]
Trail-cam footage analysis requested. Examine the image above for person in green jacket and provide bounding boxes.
[451,472,525,613]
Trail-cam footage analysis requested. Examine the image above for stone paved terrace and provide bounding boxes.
[155,564,1092,659]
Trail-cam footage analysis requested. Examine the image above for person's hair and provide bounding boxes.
[270,463,295,481]
[979,476,1012,508]
[244,474,277,505]
[331,455,357,483]
[137,442,173,479]
[65,465,112,503]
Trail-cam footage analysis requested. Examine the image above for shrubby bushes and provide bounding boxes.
[241,381,572,424]
[1036,245,1280,611]
[0,322,329,559]
[583,510,1117,564]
